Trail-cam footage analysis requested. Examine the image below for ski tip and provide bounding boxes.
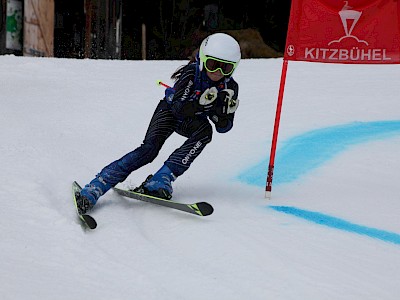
[197,202,214,216]
[73,181,82,190]
[82,214,97,229]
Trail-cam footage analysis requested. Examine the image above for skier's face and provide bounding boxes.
[206,70,224,82]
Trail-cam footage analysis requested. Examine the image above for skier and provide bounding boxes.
[77,32,241,214]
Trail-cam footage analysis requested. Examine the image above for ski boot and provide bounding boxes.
[79,175,112,213]
[134,165,176,200]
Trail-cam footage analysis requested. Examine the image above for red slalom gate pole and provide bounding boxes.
[265,59,289,199]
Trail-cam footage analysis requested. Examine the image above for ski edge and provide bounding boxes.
[113,187,214,217]
[72,181,97,229]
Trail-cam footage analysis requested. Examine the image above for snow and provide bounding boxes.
[1,55,400,300]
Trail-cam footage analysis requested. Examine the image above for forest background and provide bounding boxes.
[54,0,290,60]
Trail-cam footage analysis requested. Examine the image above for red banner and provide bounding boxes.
[285,0,400,64]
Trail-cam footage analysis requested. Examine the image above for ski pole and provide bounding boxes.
[156,80,171,89]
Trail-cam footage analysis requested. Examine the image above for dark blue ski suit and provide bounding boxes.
[96,61,239,186]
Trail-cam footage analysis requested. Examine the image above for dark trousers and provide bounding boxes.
[97,100,213,186]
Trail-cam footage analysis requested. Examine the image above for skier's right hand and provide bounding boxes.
[199,87,218,111]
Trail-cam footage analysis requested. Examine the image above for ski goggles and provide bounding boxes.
[202,56,237,76]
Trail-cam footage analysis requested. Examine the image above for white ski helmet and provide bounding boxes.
[199,33,241,75]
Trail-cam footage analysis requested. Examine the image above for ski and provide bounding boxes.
[113,187,214,217]
[72,181,97,229]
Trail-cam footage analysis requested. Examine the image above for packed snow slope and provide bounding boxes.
[1,55,399,300]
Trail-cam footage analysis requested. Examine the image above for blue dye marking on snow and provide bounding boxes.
[237,120,400,186]
[270,206,400,245]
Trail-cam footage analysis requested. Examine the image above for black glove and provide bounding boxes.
[214,89,239,116]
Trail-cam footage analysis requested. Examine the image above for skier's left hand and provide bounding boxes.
[215,89,239,115]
